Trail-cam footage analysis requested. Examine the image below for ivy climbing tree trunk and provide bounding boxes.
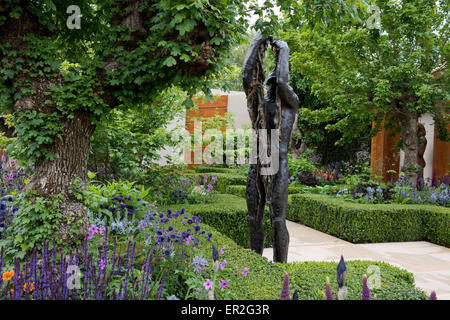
[0,6,99,246]
[24,110,95,243]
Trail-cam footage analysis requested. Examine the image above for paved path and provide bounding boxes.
[262,220,450,300]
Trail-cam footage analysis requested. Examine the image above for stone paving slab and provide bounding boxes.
[263,221,450,300]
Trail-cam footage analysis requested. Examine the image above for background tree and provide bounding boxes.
[289,70,372,163]
[282,0,449,184]
[88,85,186,182]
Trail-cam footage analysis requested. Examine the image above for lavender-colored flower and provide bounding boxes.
[242,267,249,277]
[212,245,219,262]
[192,254,208,273]
[362,275,371,300]
[219,259,226,271]
[279,274,290,300]
[219,246,226,254]
[336,255,347,289]
[325,277,333,300]
[99,258,107,271]
[430,291,437,300]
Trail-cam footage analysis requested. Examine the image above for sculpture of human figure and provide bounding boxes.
[242,32,299,263]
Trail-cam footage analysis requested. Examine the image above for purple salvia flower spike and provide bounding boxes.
[362,275,371,300]
[279,273,290,300]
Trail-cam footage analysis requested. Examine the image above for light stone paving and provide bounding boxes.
[262,220,450,300]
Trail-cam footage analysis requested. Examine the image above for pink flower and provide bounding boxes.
[203,279,213,291]
[186,235,191,245]
[220,260,226,271]
[219,246,226,254]
[242,267,249,277]
[88,225,98,234]
[219,279,228,289]
[99,258,107,270]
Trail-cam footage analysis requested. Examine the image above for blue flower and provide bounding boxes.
[336,255,347,288]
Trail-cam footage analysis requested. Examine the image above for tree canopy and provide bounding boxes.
[282,0,449,180]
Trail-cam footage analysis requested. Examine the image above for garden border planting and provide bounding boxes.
[160,194,273,248]
[183,172,248,194]
[180,208,427,300]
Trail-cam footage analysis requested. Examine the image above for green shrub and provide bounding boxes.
[183,171,248,193]
[191,219,427,300]
[194,166,243,175]
[288,194,450,247]
[189,173,247,193]
[159,194,272,248]
[157,195,426,300]
[226,185,304,198]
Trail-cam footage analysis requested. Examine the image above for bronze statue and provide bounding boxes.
[242,33,299,263]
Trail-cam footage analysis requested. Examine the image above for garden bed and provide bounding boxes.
[159,194,273,248]
[179,211,427,300]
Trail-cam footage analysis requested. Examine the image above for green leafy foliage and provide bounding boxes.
[88,86,186,182]
[1,191,66,260]
[8,111,64,164]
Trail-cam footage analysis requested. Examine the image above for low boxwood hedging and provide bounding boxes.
[181,172,247,194]
[159,194,272,248]
[189,214,427,300]
[194,166,243,174]
[288,194,450,247]
[211,173,247,193]
[226,185,303,198]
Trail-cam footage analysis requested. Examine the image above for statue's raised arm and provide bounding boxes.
[242,32,270,95]
[272,40,299,111]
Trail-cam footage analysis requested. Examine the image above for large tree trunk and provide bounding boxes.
[397,110,419,185]
[24,110,95,244]
[0,7,98,245]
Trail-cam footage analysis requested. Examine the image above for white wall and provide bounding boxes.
[154,111,186,166]
[226,91,251,129]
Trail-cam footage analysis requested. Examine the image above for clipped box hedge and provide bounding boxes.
[182,172,247,194]
[159,194,273,248]
[226,185,303,198]
[288,194,450,247]
[193,166,243,174]
[173,209,427,300]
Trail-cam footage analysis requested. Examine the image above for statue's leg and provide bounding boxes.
[246,163,266,255]
[269,155,290,263]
